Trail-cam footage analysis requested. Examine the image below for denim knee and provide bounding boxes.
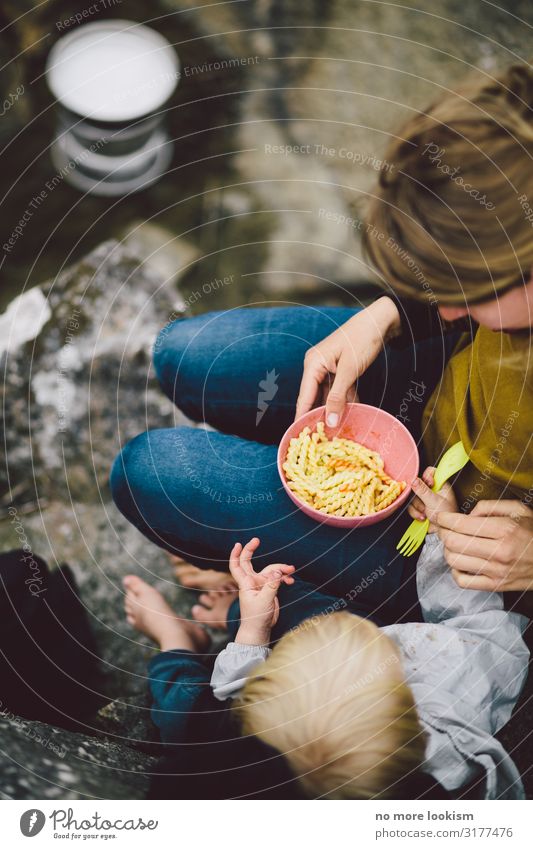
[152,312,221,404]
[152,316,186,394]
[109,431,151,517]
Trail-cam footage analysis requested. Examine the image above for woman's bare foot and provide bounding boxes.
[123,575,210,653]
[192,588,239,630]
[168,553,236,592]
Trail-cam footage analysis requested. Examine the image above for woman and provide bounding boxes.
[111,62,533,621]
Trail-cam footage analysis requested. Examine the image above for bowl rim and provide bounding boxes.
[277,402,419,525]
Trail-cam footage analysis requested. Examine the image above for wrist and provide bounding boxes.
[370,296,402,340]
[235,623,271,646]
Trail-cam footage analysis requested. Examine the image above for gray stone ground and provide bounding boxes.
[0,0,532,798]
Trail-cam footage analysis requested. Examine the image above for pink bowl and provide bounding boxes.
[277,403,419,527]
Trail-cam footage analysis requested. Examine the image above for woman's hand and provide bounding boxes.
[437,500,533,591]
[295,297,401,426]
[407,467,457,532]
[229,538,295,645]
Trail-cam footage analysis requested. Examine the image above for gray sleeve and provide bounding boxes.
[417,533,508,623]
[210,642,271,702]
[415,533,529,731]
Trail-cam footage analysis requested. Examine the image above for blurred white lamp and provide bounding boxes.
[46,20,179,196]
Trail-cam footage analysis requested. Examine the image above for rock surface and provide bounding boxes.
[1,238,188,506]
[0,716,157,800]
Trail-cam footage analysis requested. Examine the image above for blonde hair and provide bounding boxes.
[234,612,426,799]
[363,62,533,305]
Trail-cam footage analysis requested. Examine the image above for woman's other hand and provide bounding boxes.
[437,501,533,592]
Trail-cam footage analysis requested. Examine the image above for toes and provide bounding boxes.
[122,575,147,594]
[198,593,214,608]
[174,565,202,584]
[167,553,188,566]
[191,604,212,624]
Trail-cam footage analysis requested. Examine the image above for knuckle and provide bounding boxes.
[326,390,345,404]
[498,539,515,564]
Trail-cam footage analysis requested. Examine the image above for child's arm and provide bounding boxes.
[211,538,295,701]
[229,538,295,645]
[148,650,214,744]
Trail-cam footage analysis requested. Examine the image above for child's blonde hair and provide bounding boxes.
[234,612,426,799]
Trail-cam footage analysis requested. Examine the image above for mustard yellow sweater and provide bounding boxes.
[422,325,533,511]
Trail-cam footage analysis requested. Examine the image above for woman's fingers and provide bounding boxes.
[440,530,511,563]
[323,381,358,407]
[324,352,357,427]
[451,569,500,591]
[471,499,530,519]
[444,549,509,579]
[295,351,325,420]
[437,511,507,539]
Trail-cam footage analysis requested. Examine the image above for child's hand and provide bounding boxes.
[229,538,295,646]
[408,467,458,532]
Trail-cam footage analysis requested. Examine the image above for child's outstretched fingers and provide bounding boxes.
[261,563,296,585]
[261,570,283,596]
[422,466,436,487]
[229,542,254,588]
[239,537,261,574]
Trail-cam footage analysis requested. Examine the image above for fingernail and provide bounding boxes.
[327,413,339,427]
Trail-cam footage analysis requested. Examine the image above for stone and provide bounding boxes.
[0,238,191,506]
[0,288,51,356]
[0,716,157,800]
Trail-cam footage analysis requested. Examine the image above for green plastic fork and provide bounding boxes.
[396,440,469,557]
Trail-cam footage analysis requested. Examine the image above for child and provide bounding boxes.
[124,470,529,799]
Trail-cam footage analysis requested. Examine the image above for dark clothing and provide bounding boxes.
[0,549,102,728]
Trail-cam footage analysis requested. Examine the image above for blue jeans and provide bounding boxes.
[110,306,458,625]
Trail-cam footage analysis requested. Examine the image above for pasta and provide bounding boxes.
[283,422,406,517]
